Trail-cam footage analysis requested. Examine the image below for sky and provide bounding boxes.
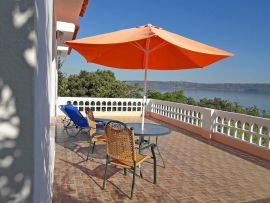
[62,0,270,83]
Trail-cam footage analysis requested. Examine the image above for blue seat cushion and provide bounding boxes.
[64,104,89,128]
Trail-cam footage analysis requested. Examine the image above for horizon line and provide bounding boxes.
[123,80,270,85]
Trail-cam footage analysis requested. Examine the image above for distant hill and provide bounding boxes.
[126,81,270,94]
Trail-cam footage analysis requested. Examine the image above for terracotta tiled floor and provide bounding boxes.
[53,117,270,203]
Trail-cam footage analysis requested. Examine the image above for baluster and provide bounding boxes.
[266,128,270,149]
[241,123,245,141]
[227,119,231,136]
[195,112,199,126]
[191,111,194,125]
[234,121,238,138]
[258,126,262,146]
[221,118,224,134]
[250,124,254,144]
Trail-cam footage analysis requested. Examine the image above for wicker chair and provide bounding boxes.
[102,120,157,199]
[85,109,106,159]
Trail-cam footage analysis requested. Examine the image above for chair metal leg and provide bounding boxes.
[124,168,127,176]
[151,144,157,184]
[86,144,91,160]
[102,155,109,190]
[139,135,145,178]
[139,171,143,178]
[139,166,143,178]
[64,121,76,129]
[63,118,72,129]
[91,142,96,154]
[156,136,165,168]
[130,162,136,199]
[66,119,71,127]
[74,127,83,137]
[86,140,95,160]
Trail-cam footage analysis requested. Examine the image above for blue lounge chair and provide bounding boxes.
[59,104,110,137]
[63,104,89,136]
[59,104,75,128]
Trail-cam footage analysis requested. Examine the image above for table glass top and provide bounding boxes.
[95,118,112,122]
[127,122,171,136]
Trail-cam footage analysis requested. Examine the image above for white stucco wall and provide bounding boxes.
[0,0,36,202]
[1,0,60,202]
[33,0,56,202]
[50,58,57,118]
[50,7,57,118]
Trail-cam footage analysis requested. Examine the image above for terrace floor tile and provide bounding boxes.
[53,116,270,203]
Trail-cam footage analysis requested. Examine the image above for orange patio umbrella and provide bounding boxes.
[65,24,234,130]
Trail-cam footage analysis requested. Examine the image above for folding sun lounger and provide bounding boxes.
[63,104,89,136]
[59,104,110,137]
[59,104,75,129]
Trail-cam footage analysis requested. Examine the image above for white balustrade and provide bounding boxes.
[148,99,213,129]
[214,110,270,149]
[57,97,145,117]
[57,97,270,150]
[148,99,270,149]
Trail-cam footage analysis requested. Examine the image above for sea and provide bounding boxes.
[157,88,270,112]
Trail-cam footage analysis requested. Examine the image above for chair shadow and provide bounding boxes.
[56,127,107,160]
[60,159,121,190]
[77,144,107,160]
[60,158,156,199]
[56,122,158,199]
[106,166,157,199]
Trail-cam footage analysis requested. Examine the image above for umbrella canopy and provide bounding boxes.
[65,24,234,130]
[65,24,233,70]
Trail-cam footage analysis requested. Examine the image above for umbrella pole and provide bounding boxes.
[141,68,148,131]
[141,38,150,131]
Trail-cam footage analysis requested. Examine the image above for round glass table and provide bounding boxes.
[127,122,171,168]
[127,123,171,137]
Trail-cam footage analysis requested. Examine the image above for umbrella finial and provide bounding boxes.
[144,24,163,30]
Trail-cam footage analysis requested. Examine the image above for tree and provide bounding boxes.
[185,97,196,105]
[58,69,269,119]
[262,110,270,119]
[244,106,260,117]
[148,90,163,100]
[57,57,69,96]
[63,70,142,98]
[127,83,143,98]
[162,90,186,103]
[58,71,69,96]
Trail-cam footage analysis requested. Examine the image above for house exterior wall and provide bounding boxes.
[0,0,56,202]
[33,0,56,202]
[0,0,35,202]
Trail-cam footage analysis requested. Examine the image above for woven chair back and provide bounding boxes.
[105,121,135,163]
[86,109,96,135]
